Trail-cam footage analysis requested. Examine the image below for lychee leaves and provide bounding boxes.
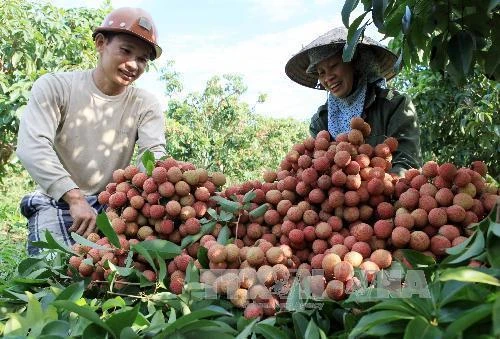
[141,150,155,176]
[30,230,74,255]
[71,232,110,251]
[181,220,217,249]
[248,204,268,219]
[217,225,231,245]
[210,196,241,213]
[242,190,256,203]
[196,246,209,269]
[96,212,120,249]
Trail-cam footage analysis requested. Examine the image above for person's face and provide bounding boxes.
[316,53,354,98]
[96,33,152,90]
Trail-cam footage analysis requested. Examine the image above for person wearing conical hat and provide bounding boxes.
[16,7,166,255]
[286,27,422,176]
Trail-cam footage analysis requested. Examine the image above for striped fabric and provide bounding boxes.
[20,192,104,255]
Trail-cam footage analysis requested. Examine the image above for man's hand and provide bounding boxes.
[63,189,97,238]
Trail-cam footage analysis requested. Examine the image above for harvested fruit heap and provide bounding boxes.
[66,117,500,319]
[68,160,226,284]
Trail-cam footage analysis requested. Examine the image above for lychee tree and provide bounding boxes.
[392,66,500,179]
[164,73,308,183]
[0,0,108,180]
[340,0,499,84]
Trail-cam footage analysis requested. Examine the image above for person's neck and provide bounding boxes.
[91,68,126,96]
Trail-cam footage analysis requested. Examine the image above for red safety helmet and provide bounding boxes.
[93,7,162,60]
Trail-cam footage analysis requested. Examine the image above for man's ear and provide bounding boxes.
[94,33,107,52]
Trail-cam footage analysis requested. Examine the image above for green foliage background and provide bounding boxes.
[392,67,500,179]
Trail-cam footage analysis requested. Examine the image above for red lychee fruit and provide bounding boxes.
[437,163,457,182]
[370,249,392,269]
[391,227,411,248]
[430,235,451,256]
[244,303,263,319]
[409,230,430,251]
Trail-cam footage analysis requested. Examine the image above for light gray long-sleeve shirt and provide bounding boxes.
[16,70,166,201]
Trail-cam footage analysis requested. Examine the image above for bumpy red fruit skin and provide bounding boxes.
[370,249,392,269]
[244,303,263,319]
[334,261,354,282]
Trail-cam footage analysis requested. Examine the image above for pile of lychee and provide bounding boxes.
[67,158,226,287]
[198,117,498,316]
[66,117,499,320]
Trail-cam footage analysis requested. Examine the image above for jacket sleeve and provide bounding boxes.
[309,103,328,137]
[386,93,423,176]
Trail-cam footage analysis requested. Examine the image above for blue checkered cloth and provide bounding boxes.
[20,192,104,256]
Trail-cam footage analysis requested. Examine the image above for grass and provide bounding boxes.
[0,164,35,281]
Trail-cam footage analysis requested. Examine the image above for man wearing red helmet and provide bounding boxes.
[16,7,166,255]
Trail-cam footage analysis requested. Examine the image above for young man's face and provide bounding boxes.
[96,33,152,89]
[316,53,354,98]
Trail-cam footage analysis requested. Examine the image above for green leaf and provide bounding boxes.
[217,226,231,245]
[285,278,304,312]
[372,0,388,31]
[55,281,85,302]
[139,239,182,259]
[108,261,134,277]
[343,17,369,62]
[444,231,485,265]
[304,319,320,339]
[167,307,177,324]
[443,303,492,338]
[490,222,500,237]
[130,242,157,271]
[53,300,114,336]
[197,246,209,269]
[248,204,268,219]
[25,292,47,336]
[493,296,500,336]
[30,230,74,255]
[243,190,256,203]
[184,261,199,284]
[141,150,155,176]
[102,297,127,312]
[120,327,140,339]
[236,318,259,339]
[445,232,475,255]
[71,232,111,251]
[400,249,436,267]
[96,212,121,248]
[155,252,167,288]
[402,5,411,34]
[349,311,414,338]
[147,310,165,335]
[219,210,234,222]
[83,323,108,338]
[342,0,360,27]
[254,323,288,339]
[40,320,70,336]
[292,312,309,339]
[152,306,232,335]
[105,304,140,338]
[439,267,500,286]
[210,196,241,213]
[404,316,442,339]
[487,223,500,268]
[447,31,474,76]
